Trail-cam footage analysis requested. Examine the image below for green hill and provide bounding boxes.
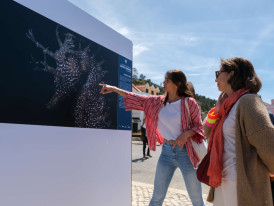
[196,94,216,113]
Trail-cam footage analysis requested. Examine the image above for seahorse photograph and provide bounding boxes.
[0,0,119,129]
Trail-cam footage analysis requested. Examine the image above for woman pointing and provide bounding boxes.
[100,69,205,206]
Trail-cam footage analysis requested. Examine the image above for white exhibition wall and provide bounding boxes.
[0,0,132,205]
[0,124,131,206]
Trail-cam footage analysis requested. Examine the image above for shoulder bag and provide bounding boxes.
[185,97,207,163]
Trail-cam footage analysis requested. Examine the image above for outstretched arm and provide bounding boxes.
[99,84,152,111]
[99,84,127,98]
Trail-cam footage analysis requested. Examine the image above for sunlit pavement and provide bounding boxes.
[132,141,212,206]
[132,181,212,206]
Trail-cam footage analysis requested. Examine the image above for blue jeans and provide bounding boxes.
[149,143,205,206]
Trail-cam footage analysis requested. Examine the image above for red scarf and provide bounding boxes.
[207,89,249,187]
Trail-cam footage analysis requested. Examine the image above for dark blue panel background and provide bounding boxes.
[117,56,132,130]
[0,0,120,130]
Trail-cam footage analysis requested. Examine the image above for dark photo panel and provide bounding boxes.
[0,1,119,129]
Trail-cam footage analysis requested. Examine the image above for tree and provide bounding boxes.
[132,68,138,79]
[146,79,152,85]
[139,74,146,80]
[196,94,216,113]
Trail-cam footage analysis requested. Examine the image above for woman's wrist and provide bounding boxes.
[112,86,118,92]
[215,106,220,114]
[179,130,195,140]
[114,87,127,98]
[186,130,196,137]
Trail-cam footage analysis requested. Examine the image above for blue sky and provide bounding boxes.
[70,0,274,103]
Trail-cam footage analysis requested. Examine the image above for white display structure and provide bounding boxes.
[0,0,132,206]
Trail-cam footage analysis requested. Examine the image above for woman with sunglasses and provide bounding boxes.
[100,69,206,206]
[203,57,274,206]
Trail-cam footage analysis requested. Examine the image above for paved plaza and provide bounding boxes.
[132,181,212,206]
[132,141,213,206]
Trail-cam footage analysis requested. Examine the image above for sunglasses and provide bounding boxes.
[215,70,229,79]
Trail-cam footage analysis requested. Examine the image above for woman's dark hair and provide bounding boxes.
[221,57,262,93]
[164,69,194,105]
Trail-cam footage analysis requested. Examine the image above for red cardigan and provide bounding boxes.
[124,92,205,167]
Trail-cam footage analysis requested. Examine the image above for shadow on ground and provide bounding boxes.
[132,157,151,163]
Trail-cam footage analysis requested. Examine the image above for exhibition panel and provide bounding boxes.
[0,1,132,205]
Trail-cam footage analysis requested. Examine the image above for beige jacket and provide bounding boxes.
[204,94,274,206]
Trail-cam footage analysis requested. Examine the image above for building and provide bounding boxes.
[265,99,274,114]
[133,83,160,95]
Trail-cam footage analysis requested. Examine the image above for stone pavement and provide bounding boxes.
[132,181,213,206]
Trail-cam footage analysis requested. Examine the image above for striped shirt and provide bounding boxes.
[124,92,205,167]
